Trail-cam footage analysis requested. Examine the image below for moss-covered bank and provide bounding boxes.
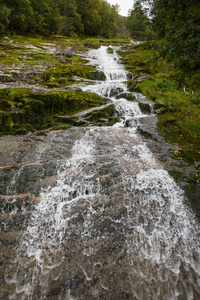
[0,89,107,135]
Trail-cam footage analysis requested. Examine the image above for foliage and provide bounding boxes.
[0,0,124,38]
[125,1,156,40]
[141,0,200,71]
[0,4,11,33]
[96,1,120,38]
[76,0,102,35]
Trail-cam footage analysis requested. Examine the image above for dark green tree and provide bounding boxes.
[76,0,102,36]
[142,0,200,70]
[94,1,120,38]
[55,0,82,35]
[0,2,11,34]
[0,0,122,37]
[30,0,61,35]
[1,0,33,32]
[125,0,156,40]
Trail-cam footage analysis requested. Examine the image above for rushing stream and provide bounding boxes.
[2,46,200,299]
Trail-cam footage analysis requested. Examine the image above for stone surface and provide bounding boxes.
[0,39,199,300]
[0,126,199,299]
[131,74,153,87]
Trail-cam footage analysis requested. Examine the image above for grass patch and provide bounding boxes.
[30,53,59,63]
[119,41,200,149]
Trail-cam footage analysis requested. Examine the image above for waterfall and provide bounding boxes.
[2,46,200,300]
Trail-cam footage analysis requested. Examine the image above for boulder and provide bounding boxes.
[92,70,106,81]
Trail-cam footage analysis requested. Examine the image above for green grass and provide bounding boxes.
[135,77,200,140]
[119,41,200,145]
[30,53,59,63]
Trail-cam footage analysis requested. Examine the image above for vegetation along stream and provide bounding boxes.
[0,39,200,299]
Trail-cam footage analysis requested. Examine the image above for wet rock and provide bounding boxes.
[1,41,200,300]
[138,102,152,114]
[55,45,76,57]
[126,72,133,80]
[84,104,118,126]
[110,87,124,97]
[125,119,139,128]
[0,126,199,299]
[0,194,38,214]
[116,93,137,101]
[137,115,162,142]
[92,70,106,81]
[130,74,153,88]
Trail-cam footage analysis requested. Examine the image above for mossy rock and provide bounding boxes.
[127,83,142,93]
[115,93,137,101]
[0,88,108,135]
[84,43,100,49]
[154,103,168,114]
[138,102,152,114]
[85,104,118,126]
[42,64,96,86]
[92,71,106,81]
[107,47,114,54]
[15,128,28,135]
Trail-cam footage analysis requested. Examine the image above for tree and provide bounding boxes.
[54,0,82,35]
[76,0,102,36]
[142,0,200,70]
[94,1,120,38]
[0,2,11,34]
[1,0,33,32]
[125,1,155,40]
[0,0,122,38]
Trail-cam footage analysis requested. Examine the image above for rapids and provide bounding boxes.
[1,46,200,300]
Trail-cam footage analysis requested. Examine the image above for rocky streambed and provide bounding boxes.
[0,37,200,299]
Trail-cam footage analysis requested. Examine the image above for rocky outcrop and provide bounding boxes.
[130,74,153,88]
[56,103,118,127]
[0,89,108,135]
[92,70,106,81]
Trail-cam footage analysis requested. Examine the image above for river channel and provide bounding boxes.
[1,45,200,300]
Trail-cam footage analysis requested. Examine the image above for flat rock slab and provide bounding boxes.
[131,74,153,87]
[0,126,199,299]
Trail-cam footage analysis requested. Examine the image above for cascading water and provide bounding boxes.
[2,46,200,300]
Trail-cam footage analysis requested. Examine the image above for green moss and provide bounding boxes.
[0,88,107,135]
[3,175,9,181]
[120,41,200,149]
[107,47,114,54]
[85,104,118,126]
[42,64,96,85]
[30,53,59,63]
[115,93,137,101]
